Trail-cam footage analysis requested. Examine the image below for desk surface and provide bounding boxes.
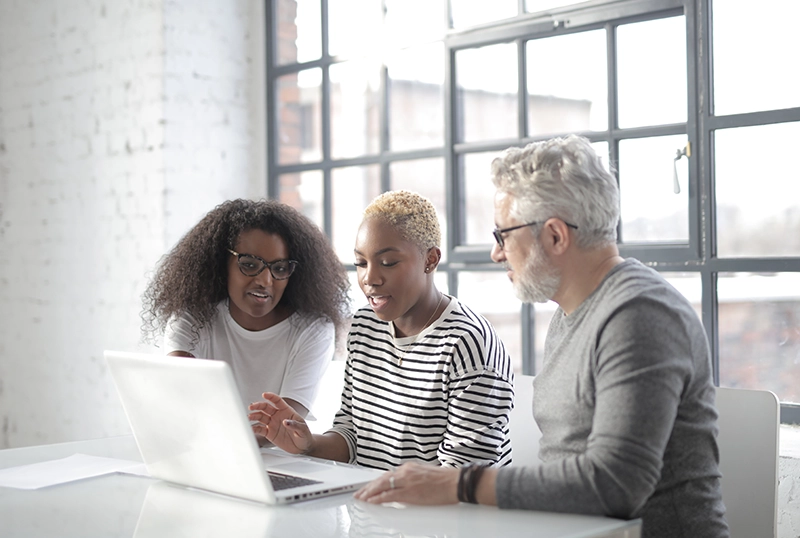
[0,436,641,538]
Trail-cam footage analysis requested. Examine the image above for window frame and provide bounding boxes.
[265,0,800,423]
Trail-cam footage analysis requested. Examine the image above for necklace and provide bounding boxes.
[395,292,445,366]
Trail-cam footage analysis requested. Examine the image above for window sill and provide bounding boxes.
[780,424,800,459]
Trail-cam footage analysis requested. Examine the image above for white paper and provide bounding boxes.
[0,453,146,489]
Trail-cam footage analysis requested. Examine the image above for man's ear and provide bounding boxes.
[542,218,572,255]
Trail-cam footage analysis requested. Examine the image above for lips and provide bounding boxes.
[247,290,272,303]
[503,263,515,281]
[368,295,390,313]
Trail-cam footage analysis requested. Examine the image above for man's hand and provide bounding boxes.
[354,462,460,505]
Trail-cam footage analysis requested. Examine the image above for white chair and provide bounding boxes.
[509,374,542,465]
[715,386,780,538]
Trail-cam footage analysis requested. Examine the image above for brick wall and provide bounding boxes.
[0,0,265,448]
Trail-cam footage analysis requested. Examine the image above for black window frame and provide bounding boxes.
[265,0,800,423]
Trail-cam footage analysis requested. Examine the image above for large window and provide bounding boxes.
[266,0,800,422]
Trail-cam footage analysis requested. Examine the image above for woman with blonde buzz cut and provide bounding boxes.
[250,190,515,470]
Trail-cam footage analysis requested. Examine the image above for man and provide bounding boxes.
[355,135,729,538]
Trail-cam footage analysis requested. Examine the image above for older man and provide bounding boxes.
[355,135,729,538]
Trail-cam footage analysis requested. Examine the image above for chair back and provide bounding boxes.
[715,386,780,538]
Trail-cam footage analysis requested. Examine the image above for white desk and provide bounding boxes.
[0,435,641,538]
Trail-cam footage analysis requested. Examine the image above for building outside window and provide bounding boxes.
[266,0,800,422]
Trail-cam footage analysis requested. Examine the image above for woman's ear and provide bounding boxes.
[424,247,442,273]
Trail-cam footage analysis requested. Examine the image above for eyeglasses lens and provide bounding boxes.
[237,255,294,279]
[493,230,504,248]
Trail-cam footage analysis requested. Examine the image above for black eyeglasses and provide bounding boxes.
[492,220,578,249]
[228,249,298,280]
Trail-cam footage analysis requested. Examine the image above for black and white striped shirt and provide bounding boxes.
[328,296,514,470]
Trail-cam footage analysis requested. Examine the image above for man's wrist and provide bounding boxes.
[457,462,490,503]
[474,467,498,506]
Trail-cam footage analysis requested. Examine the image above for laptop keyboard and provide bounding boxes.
[267,470,323,491]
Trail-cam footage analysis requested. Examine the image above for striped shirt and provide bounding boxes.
[328,296,514,470]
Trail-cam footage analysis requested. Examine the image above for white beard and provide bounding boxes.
[512,240,561,304]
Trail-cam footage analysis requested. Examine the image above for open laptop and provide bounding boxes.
[105,350,383,505]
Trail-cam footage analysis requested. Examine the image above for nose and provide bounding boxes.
[253,267,274,286]
[359,263,381,287]
[490,242,506,264]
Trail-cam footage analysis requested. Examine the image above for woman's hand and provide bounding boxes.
[249,392,314,455]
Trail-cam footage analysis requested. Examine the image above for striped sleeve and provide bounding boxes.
[438,304,514,467]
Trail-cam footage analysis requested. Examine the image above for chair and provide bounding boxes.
[715,387,780,538]
[509,374,542,465]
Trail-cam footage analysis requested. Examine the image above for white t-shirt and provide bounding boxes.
[163,302,335,413]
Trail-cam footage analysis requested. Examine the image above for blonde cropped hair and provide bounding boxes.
[363,190,441,251]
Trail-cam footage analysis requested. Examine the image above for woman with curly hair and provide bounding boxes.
[250,190,515,470]
[141,198,350,423]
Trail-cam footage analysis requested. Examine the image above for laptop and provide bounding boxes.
[105,350,383,505]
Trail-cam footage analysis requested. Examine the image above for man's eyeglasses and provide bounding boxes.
[492,220,578,249]
[228,249,298,280]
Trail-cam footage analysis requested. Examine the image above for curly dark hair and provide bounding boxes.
[141,198,350,345]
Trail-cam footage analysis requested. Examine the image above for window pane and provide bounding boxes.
[278,170,324,228]
[525,0,591,13]
[385,0,444,48]
[277,70,322,164]
[456,43,518,143]
[276,0,321,65]
[715,122,800,258]
[388,42,445,151]
[390,158,448,260]
[450,0,517,29]
[463,151,498,245]
[331,165,380,261]
[591,141,610,172]
[618,135,689,244]
[719,272,800,404]
[662,272,703,321]
[328,0,383,59]
[712,0,800,115]
[617,16,687,128]
[457,271,524,373]
[527,30,607,136]
[330,60,381,159]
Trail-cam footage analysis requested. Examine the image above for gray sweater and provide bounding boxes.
[496,259,729,538]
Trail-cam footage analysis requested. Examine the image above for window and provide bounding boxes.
[266,0,800,422]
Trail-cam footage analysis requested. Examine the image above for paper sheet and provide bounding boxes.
[0,453,148,489]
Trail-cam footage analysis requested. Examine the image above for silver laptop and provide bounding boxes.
[105,350,382,505]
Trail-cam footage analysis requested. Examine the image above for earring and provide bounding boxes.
[425,267,430,273]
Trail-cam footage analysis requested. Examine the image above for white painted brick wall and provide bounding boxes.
[0,0,265,449]
[780,455,800,538]
[162,0,266,247]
